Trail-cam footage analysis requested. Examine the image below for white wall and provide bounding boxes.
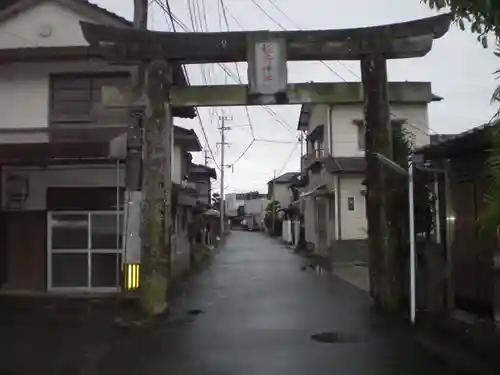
[0,0,133,134]
[273,184,292,209]
[1,165,124,211]
[244,198,268,215]
[171,145,182,184]
[0,61,133,133]
[305,105,328,153]
[323,103,430,158]
[108,130,185,183]
[224,193,236,216]
[339,175,367,240]
[0,1,96,49]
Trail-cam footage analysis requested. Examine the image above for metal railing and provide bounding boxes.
[302,148,325,170]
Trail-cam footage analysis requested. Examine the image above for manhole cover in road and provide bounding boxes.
[311,331,359,343]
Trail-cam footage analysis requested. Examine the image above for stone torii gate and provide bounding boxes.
[79,14,451,314]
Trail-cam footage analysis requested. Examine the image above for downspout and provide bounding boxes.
[327,105,334,155]
[327,104,341,240]
[115,160,121,290]
[336,175,342,240]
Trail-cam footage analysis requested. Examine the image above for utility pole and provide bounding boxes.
[299,132,304,171]
[204,149,210,166]
[272,170,276,235]
[218,115,231,240]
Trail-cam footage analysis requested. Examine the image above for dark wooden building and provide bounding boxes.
[418,123,500,323]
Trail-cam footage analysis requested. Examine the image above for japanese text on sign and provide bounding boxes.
[261,42,275,83]
[252,40,286,95]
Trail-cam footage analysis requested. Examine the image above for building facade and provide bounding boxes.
[0,0,208,295]
[297,82,440,261]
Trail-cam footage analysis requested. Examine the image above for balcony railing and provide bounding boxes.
[302,149,326,170]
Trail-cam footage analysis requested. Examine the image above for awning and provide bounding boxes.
[203,209,220,217]
[0,141,117,165]
[299,184,330,199]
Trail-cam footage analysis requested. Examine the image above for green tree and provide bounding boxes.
[480,125,500,234]
[264,201,281,235]
[212,192,221,210]
[422,2,500,114]
[378,125,436,313]
[236,205,245,217]
[423,1,500,237]
[422,0,500,41]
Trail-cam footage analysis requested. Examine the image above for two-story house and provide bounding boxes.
[297,81,441,262]
[188,163,217,207]
[267,172,300,210]
[0,0,196,294]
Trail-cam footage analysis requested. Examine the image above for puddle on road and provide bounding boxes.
[186,309,205,316]
[311,331,360,343]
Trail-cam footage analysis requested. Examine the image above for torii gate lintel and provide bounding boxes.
[79,13,451,64]
[80,14,451,108]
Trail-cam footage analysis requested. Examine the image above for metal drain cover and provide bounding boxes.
[311,331,358,343]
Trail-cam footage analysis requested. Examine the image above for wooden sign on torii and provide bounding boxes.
[79,13,451,313]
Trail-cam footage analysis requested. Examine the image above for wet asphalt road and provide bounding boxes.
[106,231,470,375]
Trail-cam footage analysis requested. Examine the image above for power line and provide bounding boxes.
[251,0,438,138]
[255,138,297,144]
[229,139,255,166]
[277,141,300,176]
[155,1,302,174]
[157,0,297,136]
[155,0,221,170]
[250,0,286,29]
[218,0,255,139]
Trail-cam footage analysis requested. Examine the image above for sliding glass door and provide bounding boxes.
[48,211,124,292]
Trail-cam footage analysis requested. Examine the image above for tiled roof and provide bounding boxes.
[269,172,300,184]
[430,134,456,145]
[417,122,500,158]
[0,1,132,26]
[80,0,132,26]
[189,163,217,179]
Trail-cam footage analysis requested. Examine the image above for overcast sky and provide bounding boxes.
[95,0,499,194]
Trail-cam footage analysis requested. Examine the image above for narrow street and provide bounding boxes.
[102,231,469,375]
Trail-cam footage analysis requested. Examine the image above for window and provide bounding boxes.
[51,214,89,250]
[49,212,124,289]
[347,197,355,212]
[354,120,365,150]
[50,73,130,124]
[354,119,407,151]
[91,213,124,250]
[51,212,123,250]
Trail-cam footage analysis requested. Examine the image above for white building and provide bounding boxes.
[0,0,197,294]
[296,82,441,261]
